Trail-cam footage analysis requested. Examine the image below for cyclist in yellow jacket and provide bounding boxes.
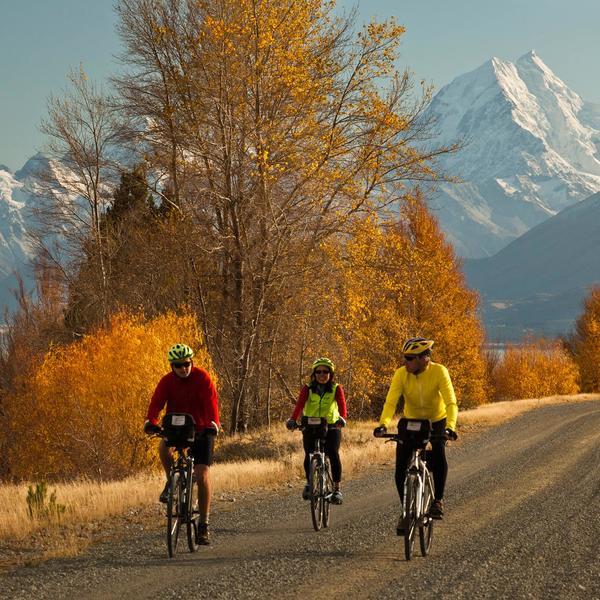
[374,337,458,520]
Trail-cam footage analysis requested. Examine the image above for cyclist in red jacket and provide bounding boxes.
[144,343,220,545]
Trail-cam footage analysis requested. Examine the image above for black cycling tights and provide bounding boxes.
[302,428,342,483]
[395,418,448,502]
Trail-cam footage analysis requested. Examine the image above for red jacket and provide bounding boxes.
[147,366,220,431]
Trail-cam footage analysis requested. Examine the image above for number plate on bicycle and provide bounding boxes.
[307,417,322,425]
[163,413,196,447]
[398,418,431,444]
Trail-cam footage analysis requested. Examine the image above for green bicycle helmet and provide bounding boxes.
[167,343,194,362]
[402,337,434,356]
[311,357,335,374]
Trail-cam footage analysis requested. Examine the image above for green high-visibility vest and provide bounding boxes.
[303,383,340,424]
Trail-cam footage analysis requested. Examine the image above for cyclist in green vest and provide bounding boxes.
[286,357,347,504]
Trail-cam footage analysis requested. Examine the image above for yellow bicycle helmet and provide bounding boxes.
[167,343,194,362]
[402,337,434,356]
[311,357,335,374]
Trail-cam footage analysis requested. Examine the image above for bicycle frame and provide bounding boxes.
[166,443,199,556]
[170,445,195,514]
[310,437,335,502]
[150,428,200,558]
[310,436,330,490]
[383,437,433,523]
[379,418,444,560]
[299,416,335,531]
[403,445,430,523]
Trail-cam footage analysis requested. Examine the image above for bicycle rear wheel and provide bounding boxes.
[403,474,418,561]
[186,465,200,552]
[419,469,435,556]
[309,456,323,531]
[322,458,333,528]
[167,471,183,558]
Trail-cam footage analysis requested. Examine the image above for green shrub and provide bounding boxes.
[26,482,66,521]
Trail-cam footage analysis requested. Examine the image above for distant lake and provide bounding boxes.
[483,343,511,358]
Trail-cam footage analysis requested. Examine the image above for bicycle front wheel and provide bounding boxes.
[419,469,435,556]
[186,465,200,552]
[167,471,183,558]
[309,456,323,531]
[403,474,418,561]
[322,458,333,529]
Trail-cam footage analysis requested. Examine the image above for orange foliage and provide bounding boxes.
[4,309,214,481]
[491,338,579,401]
[569,286,600,392]
[324,192,487,414]
[394,195,488,409]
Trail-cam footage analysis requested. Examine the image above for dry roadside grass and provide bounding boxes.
[457,393,600,428]
[1,393,598,570]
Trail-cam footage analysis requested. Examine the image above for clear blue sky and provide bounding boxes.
[1,0,599,171]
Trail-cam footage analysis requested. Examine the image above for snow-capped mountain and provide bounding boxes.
[426,51,600,257]
[0,168,32,305]
[0,161,39,312]
[0,144,142,318]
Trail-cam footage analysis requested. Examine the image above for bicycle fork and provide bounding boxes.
[403,462,425,520]
[322,462,333,503]
[310,451,332,502]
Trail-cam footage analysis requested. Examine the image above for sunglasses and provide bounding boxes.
[172,362,192,369]
[403,355,418,362]
[314,369,331,375]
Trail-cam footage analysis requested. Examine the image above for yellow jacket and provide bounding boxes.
[379,362,458,431]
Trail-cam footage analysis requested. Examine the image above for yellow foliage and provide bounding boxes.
[174,0,433,222]
[322,192,488,414]
[492,339,579,401]
[569,286,600,392]
[4,309,214,481]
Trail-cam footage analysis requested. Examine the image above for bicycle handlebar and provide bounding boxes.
[297,422,343,432]
[377,432,450,442]
[147,426,218,441]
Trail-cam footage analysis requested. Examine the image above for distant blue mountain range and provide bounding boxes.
[463,192,600,341]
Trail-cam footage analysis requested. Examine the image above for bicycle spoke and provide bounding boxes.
[404,474,418,561]
[309,456,322,531]
[166,471,181,558]
[322,459,333,528]
[186,462,199,553]
[419,469,435,556]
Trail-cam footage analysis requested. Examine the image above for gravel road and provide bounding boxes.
[3,399,600,600]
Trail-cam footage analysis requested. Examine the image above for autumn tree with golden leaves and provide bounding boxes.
[568,286,600,392]
[113,0,457,432]
[322,192,487,415]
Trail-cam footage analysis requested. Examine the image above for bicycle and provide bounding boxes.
[379,418,448,561]
[298,416,336,531]
[154,413,201,558]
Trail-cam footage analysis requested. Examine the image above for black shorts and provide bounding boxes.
[190,430,216,466]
